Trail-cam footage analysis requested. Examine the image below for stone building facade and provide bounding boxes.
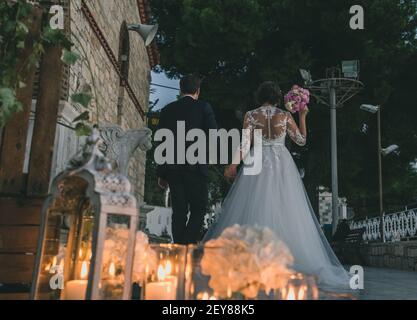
[50,0,158,202]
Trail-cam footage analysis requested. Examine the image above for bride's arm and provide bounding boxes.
[287,108,308,146]
[225,112,253,178]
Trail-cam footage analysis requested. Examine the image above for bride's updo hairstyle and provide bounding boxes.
[255,81,282,107]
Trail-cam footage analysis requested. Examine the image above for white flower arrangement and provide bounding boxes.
[102,224,130,281]
[201,224,294,299]
[102,227,157,284]
[132,231,157,283]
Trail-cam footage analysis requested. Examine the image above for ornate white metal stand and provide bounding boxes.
[99,125,152,175]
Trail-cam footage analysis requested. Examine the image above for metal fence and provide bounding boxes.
[350,208,417,242]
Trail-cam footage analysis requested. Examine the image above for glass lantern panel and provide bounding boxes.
[35,195,95,300]
[141,244,187,300]
[185,245,229,300]
[98,214,131,300]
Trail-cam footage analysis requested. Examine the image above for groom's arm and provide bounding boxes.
[202,102,217,165]
[203,102,217,131]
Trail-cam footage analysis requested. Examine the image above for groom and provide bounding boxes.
[156,74,217,244]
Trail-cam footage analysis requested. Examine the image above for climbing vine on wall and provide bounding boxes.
[0,0,93,136]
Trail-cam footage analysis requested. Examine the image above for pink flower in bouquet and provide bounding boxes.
[284,85,310,114]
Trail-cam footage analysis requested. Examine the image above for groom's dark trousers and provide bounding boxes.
[166,171,208,244]
[156,96,217,244]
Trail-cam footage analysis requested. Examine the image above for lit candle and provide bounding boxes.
[197,291,218,300]
[226,269,233,298]
[227,285,232,299]
[145,264,177,300]
[45,256,58,272]
[297,286,306,300]
[165,261,172,274]
[65,261,88,300]
[286,286,296,300]
[109,261,116,278]
[284,285,307,300]
[164,260,178,288]
[58,258,65,275]
[197,292,210,300]
[102,261,123,299]
[312,284,319,300]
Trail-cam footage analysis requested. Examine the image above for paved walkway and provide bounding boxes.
[359,267,417,300]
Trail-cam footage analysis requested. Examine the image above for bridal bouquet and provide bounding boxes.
[201,225,294,299]
[284,85,310,113]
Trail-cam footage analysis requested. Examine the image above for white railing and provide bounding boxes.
[350,208,417,242]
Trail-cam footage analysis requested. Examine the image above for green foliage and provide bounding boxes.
[0,0,33,126]
[41,26,72,48]
[61,49,80,65]
[151,0,417,216]
[71,92,93,109]
[0,1,72,127]
[65,54,94,137]
[74,122,92,137]
[0,88,23,125]
[0,0,93,135]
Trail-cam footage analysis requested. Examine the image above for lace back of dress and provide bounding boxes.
[248,106,288,142]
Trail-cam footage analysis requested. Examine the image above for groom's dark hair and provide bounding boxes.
[180,74,201,95]
[255,81,282,106]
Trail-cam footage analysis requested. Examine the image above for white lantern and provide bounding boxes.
[31,129,138,300]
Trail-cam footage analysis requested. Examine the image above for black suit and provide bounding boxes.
[156,96,217,244]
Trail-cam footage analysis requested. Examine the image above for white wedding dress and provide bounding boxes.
[203,105,351,291]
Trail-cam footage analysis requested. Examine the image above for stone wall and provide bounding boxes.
[358,241,417,272]
[68,0,150,202]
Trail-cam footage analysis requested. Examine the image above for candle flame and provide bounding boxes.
[312,285,319,300]
[165,261,172,275]
[202,292,209,300]
[157,264,166,281]
[298,287,305,300]
[109,261,116,277]
[190,283,195,295]
[52,256,57,267]
[80,261,88,279]
[287,286,296,300]
[59,258,64,272]
[79,248,83,258]
[227,286,232,298]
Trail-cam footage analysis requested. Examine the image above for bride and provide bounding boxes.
[203,81,350,291]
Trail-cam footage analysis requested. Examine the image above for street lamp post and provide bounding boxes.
[329,83,339,235]
[360,104,399,242]
[301,64,364,235]
[377,107,384,241]
[360,104,384,240]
